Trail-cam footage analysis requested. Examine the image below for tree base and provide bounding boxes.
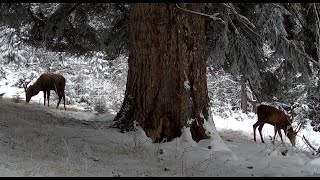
[190,119,210,142]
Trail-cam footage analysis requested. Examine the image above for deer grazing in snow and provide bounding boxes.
[253,104,302,146]
[23,73,66,110]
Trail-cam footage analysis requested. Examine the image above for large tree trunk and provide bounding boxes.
[113,3,210,143]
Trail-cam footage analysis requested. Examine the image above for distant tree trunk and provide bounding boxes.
[247,78,260,113]
[252,100,257,113]
[241,75,247,113]
[113,3,210,143]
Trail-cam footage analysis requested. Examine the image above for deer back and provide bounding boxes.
[257,105,291,127]
[35,73,65,91]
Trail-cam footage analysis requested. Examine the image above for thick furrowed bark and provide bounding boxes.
[114,3,210,143]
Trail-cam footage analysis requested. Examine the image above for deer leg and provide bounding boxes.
[258,123,265,143]
[56,92,62,109]
[63,91,66,110]
[278,128,284,145]
[272,125,278,144]
[43,91,46,106]
[253,121,260,142]
[47,90,50,107]
[253,121,264,142]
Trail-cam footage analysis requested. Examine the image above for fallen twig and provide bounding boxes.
[302,135,320,155]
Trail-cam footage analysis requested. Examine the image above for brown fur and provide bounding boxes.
[253,105,297,146]
[24,73,66,110]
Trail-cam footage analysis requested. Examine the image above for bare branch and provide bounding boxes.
[302,135,320,155]
[294,121,304,133]
[226,12,239,35]
[175,4,225,24]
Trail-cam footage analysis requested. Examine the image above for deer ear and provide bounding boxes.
[23,84,27,92]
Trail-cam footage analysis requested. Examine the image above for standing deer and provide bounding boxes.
[23,73,66,110]
[253,104,302,146]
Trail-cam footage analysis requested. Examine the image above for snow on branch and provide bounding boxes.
[175,4,225,24]
[281,35,320,69]
[271,3,291,16]
[222,3,256,29]
[312,3,320,63]
[226,13,239,35]
[221,3,260,40]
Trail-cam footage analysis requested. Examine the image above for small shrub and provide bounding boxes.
[12,92,23,103]
[94,96,107,114]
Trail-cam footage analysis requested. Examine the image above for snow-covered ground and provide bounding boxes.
[0,93,320,176]
[1,16,320,177]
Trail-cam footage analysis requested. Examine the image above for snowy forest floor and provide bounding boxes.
[0,98,320,177]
